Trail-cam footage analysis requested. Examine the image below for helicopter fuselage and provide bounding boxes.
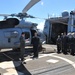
[0,23,46,50]
[0,27,32,49]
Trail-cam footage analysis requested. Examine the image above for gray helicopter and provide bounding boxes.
[0,0,46,50]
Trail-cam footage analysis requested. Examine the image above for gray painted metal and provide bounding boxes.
[22,0,40,13]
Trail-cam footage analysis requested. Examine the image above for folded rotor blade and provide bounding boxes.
[0,14,10,16]
[28,15,47,20]
[22,0,40,13]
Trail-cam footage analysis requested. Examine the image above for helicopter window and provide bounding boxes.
[11,31,19,38]
[4,31,19,38]
[24,32,30,39]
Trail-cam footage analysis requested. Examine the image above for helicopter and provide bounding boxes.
[0,0,46,51]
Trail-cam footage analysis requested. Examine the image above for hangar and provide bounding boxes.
[43,11,69,44]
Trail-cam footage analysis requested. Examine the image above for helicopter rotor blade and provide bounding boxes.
[25,14,47,20]
[0,14,10,16]
[0,0,41,18]
[22,0,40,13]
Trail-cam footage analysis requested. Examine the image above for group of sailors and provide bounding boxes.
[19,32,40,64]
[56,32,75,56]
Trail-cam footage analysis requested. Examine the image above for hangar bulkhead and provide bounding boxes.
[43,11,70,44]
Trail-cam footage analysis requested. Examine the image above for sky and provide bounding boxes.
[0,0,75,30]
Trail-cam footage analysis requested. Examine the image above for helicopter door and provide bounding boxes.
[21,29,31,45]
[24,32,31,45]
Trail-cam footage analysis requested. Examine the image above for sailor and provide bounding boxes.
[32,32,40,59]
[70,33,75,56]
[62,32,68,54]
[56,35,61,53]
[67,32,72,53]
[61,33,64,52]
[20,32,26,63]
